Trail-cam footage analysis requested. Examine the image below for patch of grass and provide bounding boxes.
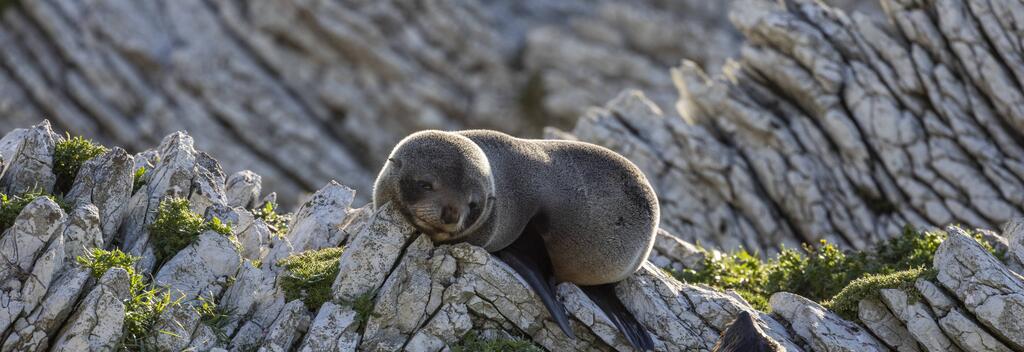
[53,134,108,195]
[149,197,234,265]
[252,201,289,237]
[450,331,543,352]
[76,248,138,279]
[824,268,936,320]
[132,166,148,194]
[343,290,379,331]
[277,247,345,311]
[0,191,68,233]
[671,226,999,312]
[195,296,234,344]
[75,248,181,351]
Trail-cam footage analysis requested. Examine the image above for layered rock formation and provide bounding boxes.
[561,0,1024,253]
[1,121,1023,351]
[0,0,879,206]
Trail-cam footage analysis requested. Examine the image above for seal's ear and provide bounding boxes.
[388,158,403,169]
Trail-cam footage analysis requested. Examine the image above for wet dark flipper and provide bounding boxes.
[581,283,655,351]
[495,227,576,339]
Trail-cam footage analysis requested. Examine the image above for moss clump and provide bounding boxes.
[0,191,67,233]
[450,331,543,352]
[277,247,345,311]
[252,201,289,237]
[53,134,108,195]
[76,248,180,350]
[824,267,936,320]
[149,197,234,265]
[132,166,148,194]
[672,226,997,311]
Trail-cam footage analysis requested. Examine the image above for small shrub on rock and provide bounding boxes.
[132,166,148,194]
[252,200,289,237]
[53,134,108,195]
[195,296,234,344]
[76,248,180,350]
[277,247,345,311]
[672,226,999,311]
[149,197,234,265]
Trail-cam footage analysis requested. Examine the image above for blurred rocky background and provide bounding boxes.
[0,0,878,207]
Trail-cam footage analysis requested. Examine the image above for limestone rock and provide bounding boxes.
[51,268,131,351]
[878,288,960,351]
[297,302,361,352]
[226,170,262,209]
[0,197,67,334]
[915,279,1012,352]
[770,292,886,352]
[263,181,357,267]
[64,146,133,243]
[934,226,1024,349]
[0,121,56,195]
[858,298,921,352]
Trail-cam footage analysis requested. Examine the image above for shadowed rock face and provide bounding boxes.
[712,311,780,352]
[0,0,879,207]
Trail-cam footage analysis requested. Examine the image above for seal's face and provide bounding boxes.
[378,131,495,243]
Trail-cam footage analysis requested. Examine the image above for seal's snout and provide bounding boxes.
[441,205,460,225]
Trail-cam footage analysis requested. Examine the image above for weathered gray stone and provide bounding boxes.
[858,298,921,352]
[0,197,67,334]
[226,170,262,209]
[770,292,886,352]
[65,147,133,243]
[51,268,131,352]
[934,226,1024,349]
[879,288,960,352]
[0,121,56,195]
[332,203,416,302]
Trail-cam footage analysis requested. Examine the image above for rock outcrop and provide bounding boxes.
[1,118,1023,351]
[0,0,879,206]
[562,0,1024,253]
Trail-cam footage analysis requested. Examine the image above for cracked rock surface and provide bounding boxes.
[0,0,878,206]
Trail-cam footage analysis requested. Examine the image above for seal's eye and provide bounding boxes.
[468,201,480,211]
[417,181,433,191]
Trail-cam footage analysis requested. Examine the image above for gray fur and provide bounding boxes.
[373,129,659,285]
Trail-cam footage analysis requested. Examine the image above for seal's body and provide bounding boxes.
[374,130,658,349]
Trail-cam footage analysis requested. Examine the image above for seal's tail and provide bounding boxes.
[581,283,655,351]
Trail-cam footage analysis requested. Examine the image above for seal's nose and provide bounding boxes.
[441,205,459,225]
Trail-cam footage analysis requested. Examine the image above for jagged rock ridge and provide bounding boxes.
[561,0,1024,254]
[2,116,1024,351]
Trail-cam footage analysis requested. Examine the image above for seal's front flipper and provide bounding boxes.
[495,229,575,339]
[581,283,655,351]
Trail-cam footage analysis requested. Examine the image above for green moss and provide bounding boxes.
[252,201,289,237]
[53,134,108,195]
[0,191,68,233]
[277,247,345,311]
[149,197,234,265]
[132,166,148,194]
[450,331,543,352]
[824,268,936,320]
[671,226,998,312]
[75,248,181,351]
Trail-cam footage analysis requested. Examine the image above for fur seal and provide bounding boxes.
[373,130,658,349]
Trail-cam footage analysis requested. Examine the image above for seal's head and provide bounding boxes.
[373,131,495,243]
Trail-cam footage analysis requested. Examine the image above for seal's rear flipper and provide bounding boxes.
[712,311,778,352]
[581,283,655,351]
[495,229,575,339]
